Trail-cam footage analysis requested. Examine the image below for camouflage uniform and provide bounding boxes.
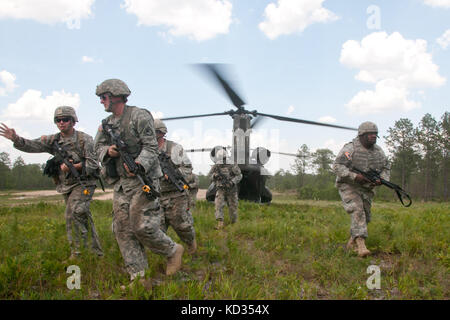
[13,125,103,256]
[333,137,390,239]
[209,162,242,223]
[188,173,199,210]
[94,104,178,279]
[159,139,196,247]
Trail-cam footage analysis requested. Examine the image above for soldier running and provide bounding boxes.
[155,119,197,255]
[93,79,183,287]
[332,121,390,257]
[0,107,103,260]
[208,149,242,230]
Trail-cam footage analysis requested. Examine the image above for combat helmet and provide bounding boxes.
[358,121,378,136]
[95,79,131,98]
[215,149,228,163]
[154,119,167,134]
[54,106,78,122]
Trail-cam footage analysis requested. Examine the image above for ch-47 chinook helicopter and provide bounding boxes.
[162,64,357,203]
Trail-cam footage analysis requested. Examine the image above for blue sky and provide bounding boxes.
[0,0,449,175]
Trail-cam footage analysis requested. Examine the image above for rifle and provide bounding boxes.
[350,166,412,207]
[49,141,91,195]
[214,171,233,189]
[101,120,160,200]
[158,151,190,193]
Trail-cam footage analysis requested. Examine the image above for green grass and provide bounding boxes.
[0,193,448,300]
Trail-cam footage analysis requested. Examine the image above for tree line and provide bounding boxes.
[0,112,448,201]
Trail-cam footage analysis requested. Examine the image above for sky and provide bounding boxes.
[0,0,449,175]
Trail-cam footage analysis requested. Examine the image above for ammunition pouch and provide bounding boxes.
[105,160,119,178]
[43,156,62,178]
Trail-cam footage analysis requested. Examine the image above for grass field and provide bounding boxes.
[0,192,448,300]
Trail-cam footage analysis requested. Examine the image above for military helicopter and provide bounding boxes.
[162,64,357,203]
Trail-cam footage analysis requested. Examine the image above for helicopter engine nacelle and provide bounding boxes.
[252,147,271,165]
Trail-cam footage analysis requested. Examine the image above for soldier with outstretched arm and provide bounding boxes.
[93,79,183,289]
[332,121,390,257]
[0,107,103,260]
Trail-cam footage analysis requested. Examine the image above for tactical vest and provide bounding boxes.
[159,140,189,194]
[104,106,144,177]
[349,138,386,172]
[214,164,236,189]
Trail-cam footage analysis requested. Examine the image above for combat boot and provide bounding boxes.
[166,244,184,276]
[215,220,224,230]
[187,239,197,255]
[355,237,371,257]
[346,236,355,251]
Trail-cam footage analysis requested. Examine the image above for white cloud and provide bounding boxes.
[322,139,343,155]
[0,70,18,96]
[81,56,94,63]
[2,89,80,121]
[346,80,420,115]
[259,0,339,40]
[318,116,336,123]
[287,105,295,115]
[81,55,103,63]
[437,29,450,49]
[121,0,233,41]
[423,0,450,8]
[151,111,164,119]
[340,32,446,115]
[0,0,94,29]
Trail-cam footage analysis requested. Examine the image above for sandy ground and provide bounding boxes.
[5,189,207,200]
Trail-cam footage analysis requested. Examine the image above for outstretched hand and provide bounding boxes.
[0,123,19,142]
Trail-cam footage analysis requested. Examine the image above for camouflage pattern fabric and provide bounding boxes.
[14,131,98,194]
[95,79,131,97]
[159,139,196,247]
[333,137,390,239]
[54,106,78,122]
[13,130,101,254]
[94,105,177,278]
[188,174,199,210]
[338,184,373,238]
[209,163,242,222]
[160,193,195,246]
[64,184,103,255]
[214,188,239,222]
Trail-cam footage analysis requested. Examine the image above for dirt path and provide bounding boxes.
[4,189,207,201]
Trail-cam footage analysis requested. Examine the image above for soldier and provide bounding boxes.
[332,121,390,257]
[208,149,242,230]
[188,173,200,210]
[155,119,197,255]
[93,79,183,286]
[0,107,103,260]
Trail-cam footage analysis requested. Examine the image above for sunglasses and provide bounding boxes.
[54,117,72,123]
[100,93,110,101]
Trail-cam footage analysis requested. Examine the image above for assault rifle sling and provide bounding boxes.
[350,166,412,207]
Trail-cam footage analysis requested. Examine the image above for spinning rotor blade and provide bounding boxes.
[161,111,230,121]
[197,64,246,109]
[250,116,266,129]
[254,112,357,131]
